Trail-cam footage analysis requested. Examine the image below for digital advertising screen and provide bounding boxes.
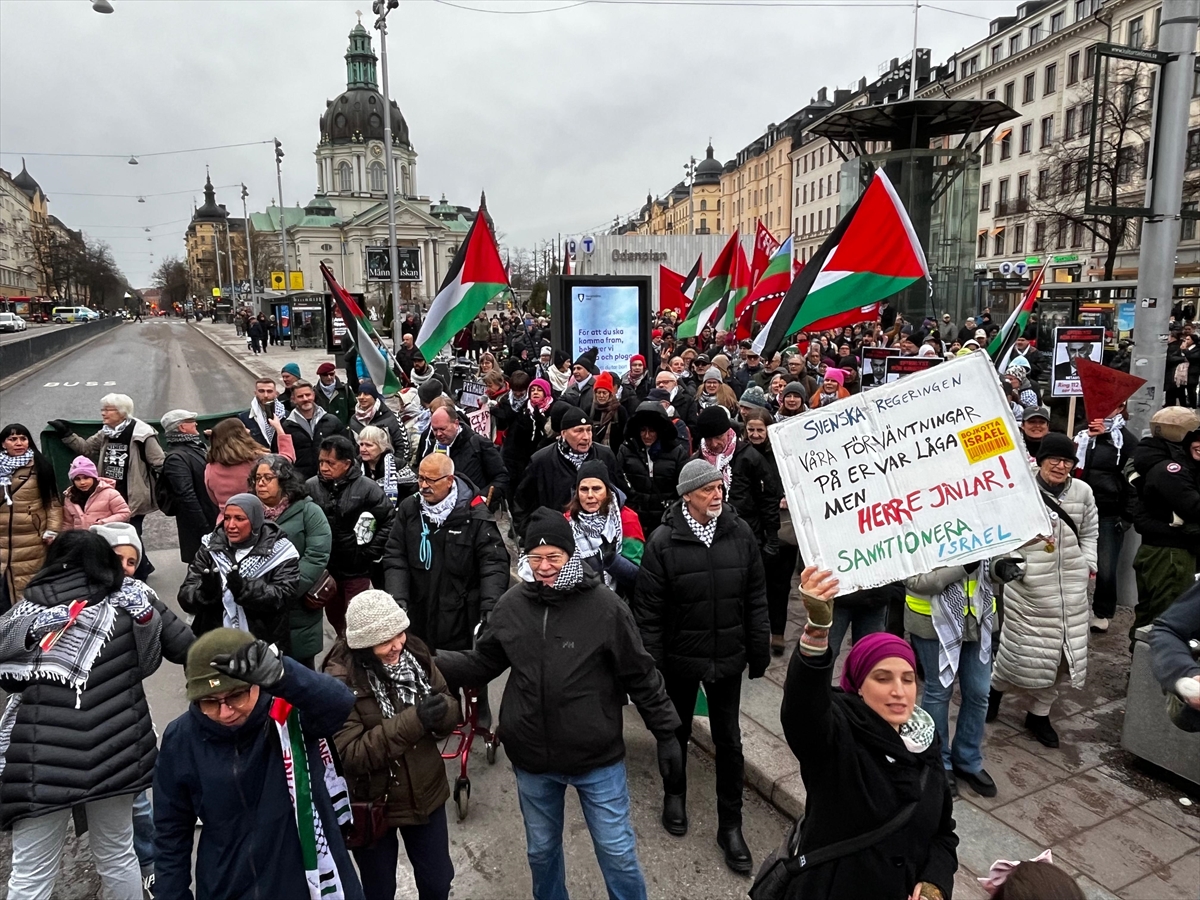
[550,276,651,376]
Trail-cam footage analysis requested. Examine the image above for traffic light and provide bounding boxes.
[241,183,248,201]
[274,139,284,164]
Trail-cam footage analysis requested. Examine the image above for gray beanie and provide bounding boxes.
[90,522,142,561]
[677,459,724,496]
[345,588,411,649]
[703,366,723,383]
[738,385,770,409]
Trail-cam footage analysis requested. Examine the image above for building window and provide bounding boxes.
[1080,101,1092,134]
[401,166,409,195]
[1037,168,1050,198]
[1071,221,1084,246]
[1000,131,1013,160]
[368,162,385,192]
[1065,106,1078,139]
[998,177,1009,205]
[1009,34,1022,56]
[1041,115,1054,147]
[994,231,1006,255]
[980,181,991,212]
[1074,0,1090,22]
[1020,123,1033,154]
[978,232,988,257]
[1187,129,1200,170]
[1013,223,1026,253]
[818,210,824,230]
[986,88,997,100]
[1117,145,1137,184]
[1029,21,1044,45]
[1023,72,1036,103]
[1051,11,1064,33]
[1003,81,1015,107]
[983,140,994,165]
[1044,63,1057,95]
[1055,221,1068,250]
[1182,202,1197,241]
[991,43,1004,66]
[1084,45,1097,77]
[1018,173,1029,199]
[1061,162,1074,194]
[338,162,353,192]
[961,55,979,78]
[699,199,707,211]
[1033,220,1047,250]
[699,217,707,233]
[1068,52,1081,85]
[1128,16,1144,48]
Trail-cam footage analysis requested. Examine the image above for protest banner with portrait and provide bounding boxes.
[770,352,1051,593]
[1051,326,1105,397]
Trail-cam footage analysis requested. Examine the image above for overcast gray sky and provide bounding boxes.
[0,0,1015,288]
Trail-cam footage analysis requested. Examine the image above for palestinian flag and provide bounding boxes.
[677,232,737,338]
[320,262,402,395]
[678,255,702,320]
[417,199,509,360]
[735,236,793,341]
[714,240,752,332]
[803,302,880,334]
[752,169,928,358]
[989,259,1049,371]
[751,221,781,284]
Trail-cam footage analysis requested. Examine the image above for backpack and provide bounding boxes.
[139,440,176,516]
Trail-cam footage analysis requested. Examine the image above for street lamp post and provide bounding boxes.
[275,138,291,318]
[373,0,403,350]
[242,184,256,318]
[223,218,237,311]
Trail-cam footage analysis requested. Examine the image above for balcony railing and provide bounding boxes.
[994,198,1030,217]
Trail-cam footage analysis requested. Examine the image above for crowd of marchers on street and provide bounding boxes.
[2,301,1199,900]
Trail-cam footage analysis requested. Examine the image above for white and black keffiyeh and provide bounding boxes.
[251,399,285,445]
[682,503,718,547]
[557,440,588,469]
[900,705,936,754]
[929,561,995,687]
[1075,413,1125,465]
[419,480,459,527]
[516,548,586,591]
[365,452,399,506]
[101,419,132,440]
[202,532,300,633]
[0,450,33,505]
[366,649,432,717]
[572,505,623,587]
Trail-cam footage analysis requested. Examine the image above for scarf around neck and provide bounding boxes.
[165,431,205,446]
[354,399,380,426]
[0,450,34,504]
[557,439,588,469]
[1074,413,1125,463]
[367,649,432,718]
[516,548,586,590]
[251,399,285,445]
[929,561,995,687]
[682,503,719,547]
[419,480,459,527]
[101,419,132,440]
[317,378,338,399]
[701,431,737,489]
[262,495,291,521]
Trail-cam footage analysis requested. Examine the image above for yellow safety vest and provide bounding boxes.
[906,577,994,617]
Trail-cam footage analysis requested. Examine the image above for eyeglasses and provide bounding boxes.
[417,474,453,485]
[197,687,254,715]
[253,473,278,483]
[527,552,567,566]
[1045,458,1075,468]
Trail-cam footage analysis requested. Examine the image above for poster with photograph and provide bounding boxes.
[1051,326,1105,397]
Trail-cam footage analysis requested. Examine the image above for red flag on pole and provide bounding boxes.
[751,222,781,285]
[659,265,688,315]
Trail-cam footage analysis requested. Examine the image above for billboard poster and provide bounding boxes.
[570,284,641,374]
[366,246,422,282]
[883,355,942,384]
[1051,326,1105,397]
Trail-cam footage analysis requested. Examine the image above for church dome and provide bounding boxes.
[192,173,227,224]
[319,22,410,148]
[693,144,722,185]
[12,159,42,199]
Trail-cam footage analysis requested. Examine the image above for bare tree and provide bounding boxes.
[1027,60,1154,280]
[153,256,190,308]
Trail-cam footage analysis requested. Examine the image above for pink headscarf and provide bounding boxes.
[528,378,554,411]
[839,632,916,693]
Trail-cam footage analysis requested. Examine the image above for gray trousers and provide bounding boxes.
[8,793,142,900]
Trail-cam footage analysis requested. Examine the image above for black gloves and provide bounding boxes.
[48,419,71,437]
[225,569,244,600]
[211,640,285,689]
[763,536,780,558]
[657,736,683,786]
[198,569,223,605]
[416,692,449,732]
[993,558,1024,584]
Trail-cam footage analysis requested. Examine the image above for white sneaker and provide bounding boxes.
[1090,616,1109,633]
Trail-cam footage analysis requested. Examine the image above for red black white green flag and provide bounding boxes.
[320,262,402,395]
[988,259,1049,371]
[752,168,928,358]
[677,233,737,338]
[734,235,793,341]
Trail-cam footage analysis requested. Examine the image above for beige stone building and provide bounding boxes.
[184,174,250,301]
[622,144,724,237]
[0,163,39,299]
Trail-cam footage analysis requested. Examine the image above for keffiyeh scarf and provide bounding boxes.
[0,450,33,505]
[419,480,459,527]
[365,453,399,506]
[701,431,737,490]
[1074,413,1125,464]
[165,431,205,447]
[516,549,586,591]
[101,419,132,440]
[929,561,995,686]
[354,399,381,427]
[250,399,285,446]
[201,532,300,633]
[572,505,623,586]
[682,503,718,547]
[557,439,588,469]
[366,649,432,718]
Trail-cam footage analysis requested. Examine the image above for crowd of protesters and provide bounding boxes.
[0,298,1195,900]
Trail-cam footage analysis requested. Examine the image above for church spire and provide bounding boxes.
[345,18,378,89]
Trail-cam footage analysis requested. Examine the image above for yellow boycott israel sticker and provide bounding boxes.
[958,417,1015,465]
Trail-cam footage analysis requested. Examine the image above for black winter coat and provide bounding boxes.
[617,404,690,535]
[513,442,620,537]
[163,438,218,563]
[415,424,509,505]
[780,650,958,900]
[306,466,395,578]
[634,503,770,682]
[237,409,278,453]
[689,440,782,546]
[177,522,301,653]
[437,570,681,776]
[1130,436,1200,550]
[382,477,511,652]
[0,569,193,829]
[283,410,348,480]
[492,398,552,491]
[152,659,364,900]
[349,404,410,465]
[1077,427,1138,518]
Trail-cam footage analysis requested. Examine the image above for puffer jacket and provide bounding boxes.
[272,497,333,661]
[61,478,131,531]
[177,522,301,653]
[0,569,191,829]
[1129,435,1200,551]
[0,465,62,604]
[993,476,1098,690]
[1076,426,1138,518]
[306,466,395,579]
[633,502,770,682]
[322,636,461,827]
[381,477,511,652]
[63,419,164,516]
[617,403,691,536]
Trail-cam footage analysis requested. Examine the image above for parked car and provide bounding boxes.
[51,306,100,323]
[0,312,28,333]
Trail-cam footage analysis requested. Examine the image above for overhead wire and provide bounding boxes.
[0,140,274,161]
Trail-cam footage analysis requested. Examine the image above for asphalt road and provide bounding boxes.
[0,320,80,346]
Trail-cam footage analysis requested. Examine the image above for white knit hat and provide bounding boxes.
[90,522,142,561]
[345,589,410,649]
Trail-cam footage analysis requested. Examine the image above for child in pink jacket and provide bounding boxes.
[62,456,131,531]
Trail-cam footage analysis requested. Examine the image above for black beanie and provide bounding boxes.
[575,459,612,491]
[1035,431,1078,465]
[418,378,443,404]
[695,405,733,439]
[523,507,576,556]
[558,405,590,432]
[574,347,599,375]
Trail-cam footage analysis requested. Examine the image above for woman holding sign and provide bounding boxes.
[988,433,1098,749]
[765,566,957,900]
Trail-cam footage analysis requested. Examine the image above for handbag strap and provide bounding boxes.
[1040,492,1080,542]
[786,765,930,874]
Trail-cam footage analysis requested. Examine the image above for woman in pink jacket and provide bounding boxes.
[61,456,131,531]
[204,417,295,510]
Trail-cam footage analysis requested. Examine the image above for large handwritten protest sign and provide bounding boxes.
[770,352,1051,593]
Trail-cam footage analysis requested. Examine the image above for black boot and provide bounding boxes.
[475,689,492,733]
[661,792,687,836]
[1024,712,1059,748]
[986,688,1003,723]
[717,825,753,875]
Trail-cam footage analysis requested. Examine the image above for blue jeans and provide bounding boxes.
[1093,516,1125,619]
[513,761,647,900]
[828,604,887,659]
[132,790,154,869]
[911,635,992,773]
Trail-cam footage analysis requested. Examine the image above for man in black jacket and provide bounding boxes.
[238,377,284,452]
[282,380,347,480]
[634,459,769,874]
[437,509,681,900]
[160,409,217,563]
[305,435,395,636]
[617,402,690,536]
[512,406,619,538]
[415,406,508,507]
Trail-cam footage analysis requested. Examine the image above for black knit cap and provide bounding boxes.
[558,405,590,432]
[523,507,576,556]
[695,405,733,439]
[1035,431,1078,464]
[575,459,613,491]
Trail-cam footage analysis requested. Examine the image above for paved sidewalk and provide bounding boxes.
[690,598,1199,900]
[191,319,338,385]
